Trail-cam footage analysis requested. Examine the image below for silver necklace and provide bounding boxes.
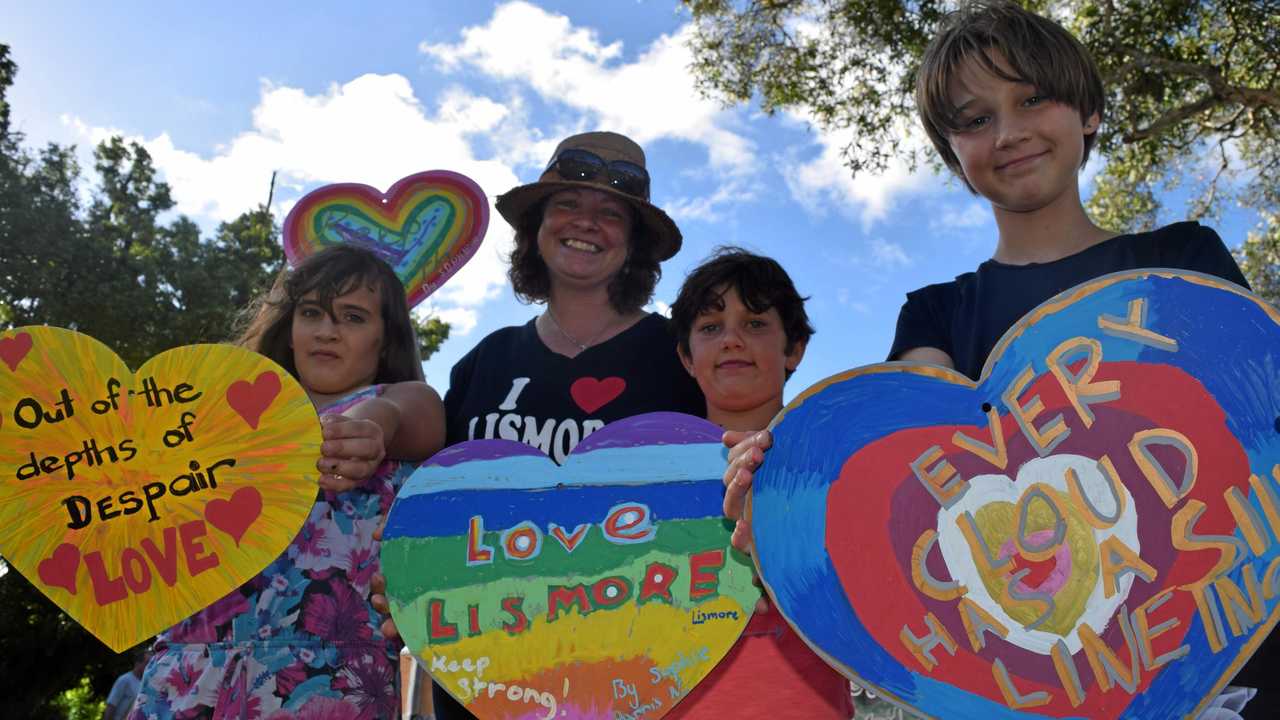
[544,306,605,352]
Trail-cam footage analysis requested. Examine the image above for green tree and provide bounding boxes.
[414,314,451,363]
[683,0,1280,299]
[1236,214,1280,305]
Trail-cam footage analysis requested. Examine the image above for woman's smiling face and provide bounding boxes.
[536,188,634,292]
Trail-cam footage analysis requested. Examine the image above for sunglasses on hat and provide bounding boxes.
[544,148,651,201]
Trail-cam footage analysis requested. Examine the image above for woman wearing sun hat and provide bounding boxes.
[427,132,704,718]
[442,131,703,462]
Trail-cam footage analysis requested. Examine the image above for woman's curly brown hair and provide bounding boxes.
[507,198,661,314]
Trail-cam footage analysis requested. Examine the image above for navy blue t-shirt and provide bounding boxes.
[889,222,1250,378]
[444,312,704,461]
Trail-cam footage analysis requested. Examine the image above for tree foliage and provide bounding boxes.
[1236,213,1280,304]
[414,314,452,364]
[684,0,1280,299]
[0,43,450,714]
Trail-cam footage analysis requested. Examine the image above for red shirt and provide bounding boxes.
[667,600,854,719]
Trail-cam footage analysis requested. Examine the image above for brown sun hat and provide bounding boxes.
[495,131,683,261]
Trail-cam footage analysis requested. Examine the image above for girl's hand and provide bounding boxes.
[317,414,386,492]
[370,519,401,641]
[722,429,771,554]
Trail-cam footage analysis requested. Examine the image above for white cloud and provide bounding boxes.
[65,73,524,330]
[869,238,913,268]
[931,201,990,231]
[665,179,757,223]
[418,304,480,337]
[62,2,763,337]
[645,300,672,318]
[782,116,936,231]
[419,1,756,176]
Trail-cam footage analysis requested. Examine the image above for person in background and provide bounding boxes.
[103,650,147,720]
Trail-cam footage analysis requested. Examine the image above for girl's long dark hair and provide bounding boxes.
[235,245,423,384]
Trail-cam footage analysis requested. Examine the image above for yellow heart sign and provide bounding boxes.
[0,327,320,652]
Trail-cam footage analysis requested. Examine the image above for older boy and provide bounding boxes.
[725,2,1263,716]
[669,247,854,719]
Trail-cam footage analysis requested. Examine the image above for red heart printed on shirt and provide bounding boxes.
[570,376,626,414]
[0,327,320,652]
[752,271,1280,719]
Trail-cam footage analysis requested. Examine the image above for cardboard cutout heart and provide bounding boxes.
[382,412,757,719]
[752,271,1280,720]
[0,327,321,652]
[282,170,488,309]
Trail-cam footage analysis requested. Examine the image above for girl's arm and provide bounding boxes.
[347,381,446,461]
[317,381,446,492]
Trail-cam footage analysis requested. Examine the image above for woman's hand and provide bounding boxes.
[722,429,772,554]
[317,415,386,492]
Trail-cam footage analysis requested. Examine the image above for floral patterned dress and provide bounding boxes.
[128,386,414,720]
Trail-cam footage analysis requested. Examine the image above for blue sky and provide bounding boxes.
[6,1,1265,399]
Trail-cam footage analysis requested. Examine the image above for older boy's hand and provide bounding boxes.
[317,415,386,492]
[722,429,772,554]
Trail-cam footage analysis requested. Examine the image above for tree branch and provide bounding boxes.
[1123,95,1219,142]
[1124,50,1280,111]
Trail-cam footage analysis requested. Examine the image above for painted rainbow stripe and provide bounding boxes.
[282,170,488,308]
[383,413,758,719]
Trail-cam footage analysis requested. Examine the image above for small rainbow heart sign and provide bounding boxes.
[753,270,1280,719]
[283,170,488,308]
[382,413,758,719]
[0,327,320,651]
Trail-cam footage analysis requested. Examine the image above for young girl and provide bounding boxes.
[129,245,445,720]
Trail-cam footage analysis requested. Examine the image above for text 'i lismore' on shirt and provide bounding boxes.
[463,375,609,464]
[443,313,705,465]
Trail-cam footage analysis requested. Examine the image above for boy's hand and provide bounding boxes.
[370,520,401,641]
[317,415,386,492]
[722,429,772,554]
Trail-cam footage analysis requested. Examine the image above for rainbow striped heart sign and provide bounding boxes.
[382,413,757,719]
[0,327,319,652]
[283,170,488,308]
[753,270,1280,720]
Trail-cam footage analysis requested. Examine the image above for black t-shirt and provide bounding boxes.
[444,312,704,463]
[889,222,1250,379]
[889,222,1276,713]
[434,312,703,719]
